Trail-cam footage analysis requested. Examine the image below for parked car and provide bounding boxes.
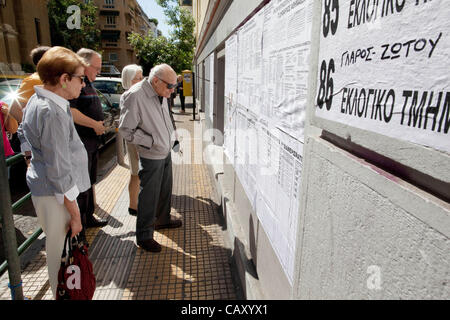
[100,63,121,78]
[0,79,118,150]
[93,77,124,108]
[0,79,23,106]
[96,89,120,147]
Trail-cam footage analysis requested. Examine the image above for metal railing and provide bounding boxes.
[1,154,42,271]
[0,141,24,299]
[0,118,123,300]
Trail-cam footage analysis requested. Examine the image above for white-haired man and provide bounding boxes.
[119,64,182,252]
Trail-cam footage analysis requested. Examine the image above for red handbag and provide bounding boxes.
[56,231,96,300]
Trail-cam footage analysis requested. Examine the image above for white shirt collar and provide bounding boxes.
[34,85,69,112]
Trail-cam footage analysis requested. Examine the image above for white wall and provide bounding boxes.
[197,0,450,300]
[295,136,449,299]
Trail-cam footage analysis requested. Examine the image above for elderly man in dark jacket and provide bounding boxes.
[119,64,182,252]
[70,48,108,229]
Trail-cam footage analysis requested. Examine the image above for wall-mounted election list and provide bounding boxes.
[315,0,450,153]
[224,0,314,284]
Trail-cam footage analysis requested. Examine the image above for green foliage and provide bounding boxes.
[47,0,101,52]
[128,0,195,74]
[128,32,177,72]
[149,18,159,26]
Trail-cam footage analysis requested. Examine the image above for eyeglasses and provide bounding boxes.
[156,76,177,89]
[71,74,86,84]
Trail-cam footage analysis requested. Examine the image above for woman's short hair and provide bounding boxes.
[37,46,87,86]
[30,46,51,66]
[121,64,143,90]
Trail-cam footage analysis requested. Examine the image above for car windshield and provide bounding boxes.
[93,80,124,95]
[96,89,111,112]
[0,80,22,105]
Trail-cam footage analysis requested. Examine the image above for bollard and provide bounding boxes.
[192,72,196,121]
[0,136,24,300]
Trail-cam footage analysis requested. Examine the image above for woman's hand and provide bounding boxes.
[69,215,83,238]
[64,196,83,237]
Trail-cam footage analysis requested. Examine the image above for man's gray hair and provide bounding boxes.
[149,64,174,82]
[76,48,101,65]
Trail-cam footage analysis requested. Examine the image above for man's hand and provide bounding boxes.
[70,108,105,135]
[24,151,32,168]
[93,120,105,135]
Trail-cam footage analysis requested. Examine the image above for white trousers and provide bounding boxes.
[32,196,71,299]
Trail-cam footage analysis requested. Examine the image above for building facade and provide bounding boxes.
[0,0,155,75]
[0,0,52,75]
[193,0,450,300]
[180,0,193,14]
[93,0,152,72]
[191,0,207,47]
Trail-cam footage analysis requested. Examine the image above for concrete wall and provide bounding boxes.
[295,135,449,299]
[196,0,450,300]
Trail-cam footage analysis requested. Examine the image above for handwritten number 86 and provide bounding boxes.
[323,0,339,38]
[317,59,335,110]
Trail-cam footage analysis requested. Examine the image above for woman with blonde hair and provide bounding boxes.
[120,64,143,216]
[18,46,91,298]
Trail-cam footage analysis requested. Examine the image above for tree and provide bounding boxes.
[128,0,195,74]
[149,18,159,26]
[128,32,177,75]
[156,0,196,71]
[47,0,101,52]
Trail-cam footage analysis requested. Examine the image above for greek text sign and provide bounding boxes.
[315,0,450,153]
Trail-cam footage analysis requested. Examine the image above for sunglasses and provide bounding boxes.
[157,76,177,89]
[71,74,86,84]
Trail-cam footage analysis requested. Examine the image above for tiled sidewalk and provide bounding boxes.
[0,109,238,300]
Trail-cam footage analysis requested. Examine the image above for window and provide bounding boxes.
[109,53,118,61]
[180,0,192,5]
[106,15,116,25]
[105,0,115,5]
[34,18,42,44]
[94,81,125,95]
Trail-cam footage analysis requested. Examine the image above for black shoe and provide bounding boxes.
[155,219,182,230]
[86,217,108,228]
[128,208,137,216]
[137,239,162,252]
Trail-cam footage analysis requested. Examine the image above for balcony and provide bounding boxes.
[101,30,121,42]
[126,5,136,18]
[102,41,121,49]
[103,24,117,29]
[100,9,120,16]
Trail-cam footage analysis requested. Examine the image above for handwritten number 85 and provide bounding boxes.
[317,59,335,110]
[323,0,339,38]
